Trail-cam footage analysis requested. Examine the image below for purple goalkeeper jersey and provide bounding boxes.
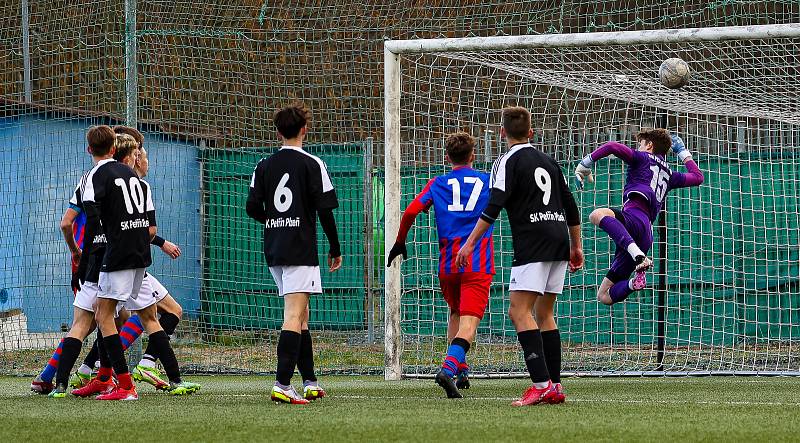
[591,141,704,222]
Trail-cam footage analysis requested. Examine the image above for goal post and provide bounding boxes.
[384,23,800,379]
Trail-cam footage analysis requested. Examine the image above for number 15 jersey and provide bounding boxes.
[247,146,338,267]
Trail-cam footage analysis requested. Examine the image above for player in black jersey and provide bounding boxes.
[457,107,584,406]
[77,125,180,401]
[246,103,342,404]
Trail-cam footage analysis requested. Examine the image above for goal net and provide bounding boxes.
[384,24,800,378]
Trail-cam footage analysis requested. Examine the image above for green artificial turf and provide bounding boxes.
[2,376,799,442]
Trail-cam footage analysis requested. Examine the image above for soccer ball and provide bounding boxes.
[659,58,690,89]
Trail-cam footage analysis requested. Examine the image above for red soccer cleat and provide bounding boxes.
[545,382,566,404]
[511,382,554,407]
[31,378,54,395]
[71,377,115,397]
[96,385,138,401]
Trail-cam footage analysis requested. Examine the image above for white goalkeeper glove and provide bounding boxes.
[574,155,594,190]
[671,134,693,162]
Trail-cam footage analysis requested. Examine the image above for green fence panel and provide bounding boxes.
[200,144,366,330]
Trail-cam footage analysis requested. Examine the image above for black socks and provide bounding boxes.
[276,330,301,386]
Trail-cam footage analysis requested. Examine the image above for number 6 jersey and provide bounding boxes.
[81,158,155,272]
[247,146,339,267]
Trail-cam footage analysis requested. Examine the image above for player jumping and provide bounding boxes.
[457,106,583,406]
[246,103,342,405]
[574,130,704,305]
[387,132,494,398]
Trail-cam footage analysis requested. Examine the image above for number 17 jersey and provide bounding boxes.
[414,166,494,275]
[248,146,338,267]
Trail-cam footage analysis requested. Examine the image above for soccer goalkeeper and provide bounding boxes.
[387,132,494,399]
[575,129,704,305]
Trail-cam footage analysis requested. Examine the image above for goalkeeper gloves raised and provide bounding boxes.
[574,155,594,190]
[671,134,693,162]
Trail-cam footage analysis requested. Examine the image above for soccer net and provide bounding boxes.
[385,24,800,378]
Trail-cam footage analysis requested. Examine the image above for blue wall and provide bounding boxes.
[0,115,201,332]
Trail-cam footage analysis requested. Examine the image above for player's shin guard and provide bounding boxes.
[517,329,550,387]
[598,216,644,259]
[148,330,181,383]
[141,312,180,365]
[541,329,561,384]
[39,338,64,383]
[441,338,470,377]
[102,334,133,389]
[276,330,301,386]
[54,337,82,388]
[609,279,635,304]
[297,330,317,383]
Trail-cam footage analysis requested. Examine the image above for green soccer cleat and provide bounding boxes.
[69,371,92,389]
[133,365,170,391]
[48,384,67,399]
[168,381,201,396]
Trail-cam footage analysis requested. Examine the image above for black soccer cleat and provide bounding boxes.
[435,370,463,399]
[455,372,470,390]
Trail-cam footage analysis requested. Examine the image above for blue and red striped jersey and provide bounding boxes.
[406,166,495,275]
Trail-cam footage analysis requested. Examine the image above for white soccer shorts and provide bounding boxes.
[509,261,568,295]
[123,272,165,311]
[73,281,123,316]
[269,265,323,296]
[98,268,148,307]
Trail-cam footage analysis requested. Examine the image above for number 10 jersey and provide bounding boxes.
[247,146,339,267]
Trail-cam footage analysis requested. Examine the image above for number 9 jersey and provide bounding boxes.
[247,146,339,267]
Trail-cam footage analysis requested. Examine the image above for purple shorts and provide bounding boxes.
[606,207,653,283]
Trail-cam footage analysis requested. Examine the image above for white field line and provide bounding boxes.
[212,393,800,407]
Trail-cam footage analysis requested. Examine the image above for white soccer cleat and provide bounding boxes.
[271,384,310,405]
[634,256,653,272]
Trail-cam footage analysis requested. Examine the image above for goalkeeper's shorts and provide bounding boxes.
[438,272,492,319]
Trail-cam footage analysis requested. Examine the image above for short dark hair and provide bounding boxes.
[502,106,532,140]
[273,103,309,139]
[445,132,475,165]
[636,128,671,155]
[113,133,139,162]
[113,125,144,148]
[86,125,116,156]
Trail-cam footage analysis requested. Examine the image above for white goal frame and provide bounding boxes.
[383,23,800,380]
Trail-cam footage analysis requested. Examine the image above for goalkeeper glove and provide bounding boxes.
[671,134,693,162]
[386,242,407,267]
[574,155,594,190]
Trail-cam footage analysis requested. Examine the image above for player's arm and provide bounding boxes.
[151,235,181,259]
[668,134,705,188]
[245,162,267,224]
[73,202,99,292]
[311,158,343,272]
[59,207,81,264]
[574,141,636,189]
[144,179,157,242]
[558,167,584,272]
[386,179,434,266]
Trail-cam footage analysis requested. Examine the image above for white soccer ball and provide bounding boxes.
[659,57,690,89]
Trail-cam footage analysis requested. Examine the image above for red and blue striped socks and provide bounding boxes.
[441,337,470,377]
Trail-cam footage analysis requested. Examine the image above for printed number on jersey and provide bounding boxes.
[534,168,552,205]
[114,177,146,214]
[274,173,293,213]
[447,177,484,212]
[649,165,669,202]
